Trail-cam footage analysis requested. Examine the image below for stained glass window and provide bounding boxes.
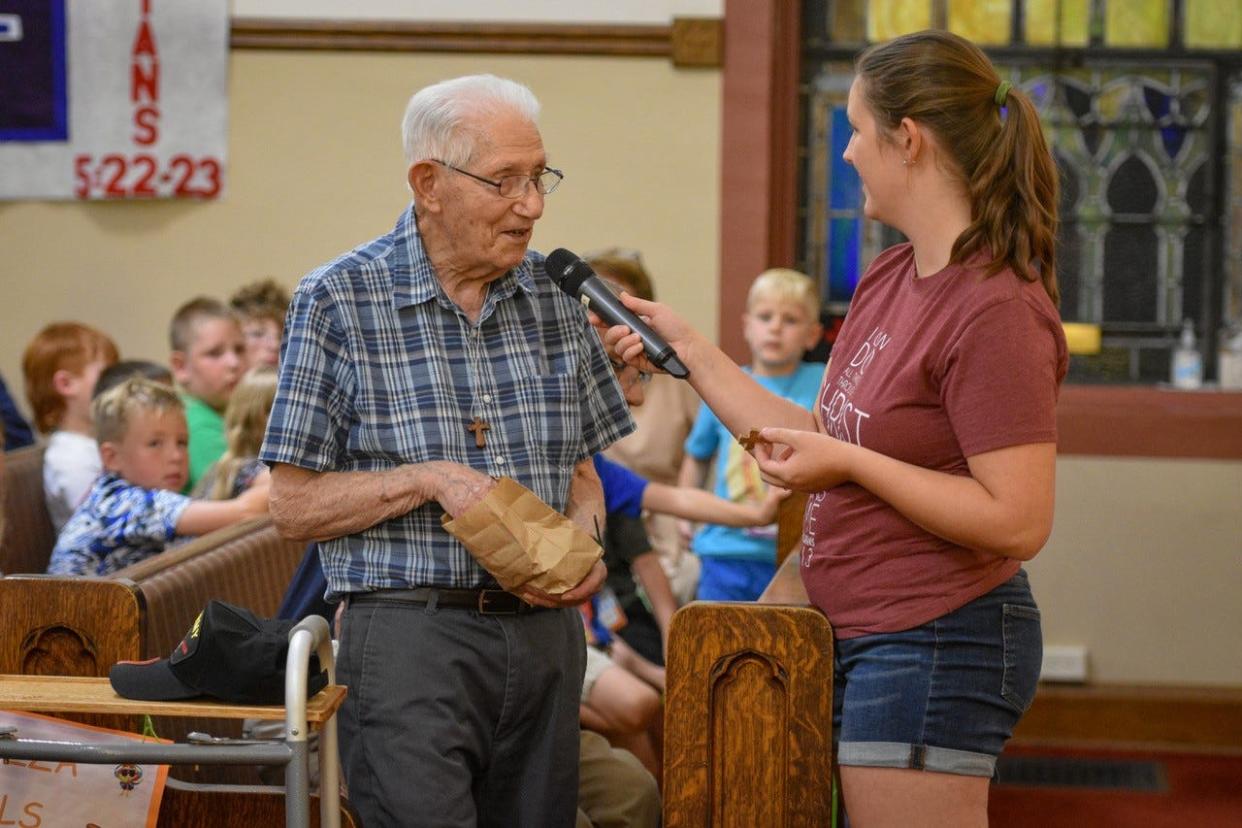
[1227,82,1242,335]
[1025,0,1091,46]
[805,69,891,307]
[802,0,1242,383]
[1184,0,1242,49]
[1104,0,1170,48]
[867,0,933,42]
[947,0,1011,45]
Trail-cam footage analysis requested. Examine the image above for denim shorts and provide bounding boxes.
[833,569,1042,778]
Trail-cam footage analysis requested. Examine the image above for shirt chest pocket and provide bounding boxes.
[496,373,583,471]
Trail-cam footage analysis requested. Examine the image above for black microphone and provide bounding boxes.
[545,248,690,379]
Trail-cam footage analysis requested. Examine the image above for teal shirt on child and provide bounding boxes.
[683,361,825,562]
[182,393,225,492]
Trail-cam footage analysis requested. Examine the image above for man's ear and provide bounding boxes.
[99,441,120,472]
[169,350,189,385]
[408,161,442,213]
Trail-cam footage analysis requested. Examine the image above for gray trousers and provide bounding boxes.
[338,596,586,828]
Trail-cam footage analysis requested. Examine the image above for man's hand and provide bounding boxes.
[516,559,607,608]
[427,461,497,518]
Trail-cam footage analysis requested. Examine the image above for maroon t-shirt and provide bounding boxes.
[802,243,1068,639]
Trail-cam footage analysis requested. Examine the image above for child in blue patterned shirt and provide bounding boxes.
[48,377,270,576]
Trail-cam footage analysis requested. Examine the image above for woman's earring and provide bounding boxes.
[902,157,911,166]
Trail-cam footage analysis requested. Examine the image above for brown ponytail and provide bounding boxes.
[855,30,1059,305]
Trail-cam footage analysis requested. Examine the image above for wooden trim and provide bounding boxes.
[1057,385,1242,460]
[230,18,720,66]
[718,0,802,362]
[0,674,347,724]
[1013,682,1242,750]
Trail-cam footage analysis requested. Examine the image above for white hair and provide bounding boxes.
[401,74,541,167]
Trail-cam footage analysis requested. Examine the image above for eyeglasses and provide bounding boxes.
[433,159,563,199]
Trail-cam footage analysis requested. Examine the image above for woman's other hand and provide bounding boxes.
[750,427,854,493]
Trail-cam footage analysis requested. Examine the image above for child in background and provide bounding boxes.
[230,279,291,369]
[47,378,269,576]
[194,366,277,500]
[21,322,120,531]
[93,360,174,399]
[169,297,246,490]
[679,269,825,601]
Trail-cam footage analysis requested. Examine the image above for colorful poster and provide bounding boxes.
[0,709,169,827]
[0,0,228,200]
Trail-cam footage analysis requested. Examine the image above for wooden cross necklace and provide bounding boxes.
[463,322,490,448]
[468,417,490,448]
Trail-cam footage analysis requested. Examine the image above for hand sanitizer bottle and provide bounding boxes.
[1171,318,1203,390]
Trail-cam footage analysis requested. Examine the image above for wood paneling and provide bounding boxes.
[1057,385,1242,459]
[1015,682,1242,749]
[230,18,723,67]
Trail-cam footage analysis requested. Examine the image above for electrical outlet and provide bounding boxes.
[1041,644,1089,683]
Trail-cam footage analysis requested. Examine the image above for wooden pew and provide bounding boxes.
[663,493,836,827]
[0,517,309,764]
[0,444,57,575]
[158,778,359,828]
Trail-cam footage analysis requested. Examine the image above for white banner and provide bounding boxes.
[0,710,169,827]
[0,0,228,200]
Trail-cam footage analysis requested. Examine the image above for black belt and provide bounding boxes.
[352,587,542,615]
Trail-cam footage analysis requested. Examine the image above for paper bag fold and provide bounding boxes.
[441,477,602,594]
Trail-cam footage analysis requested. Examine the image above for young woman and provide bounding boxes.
[601,30,1068,826]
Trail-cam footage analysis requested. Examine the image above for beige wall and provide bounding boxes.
[1030,456,1242,686]
[1,49,720,408]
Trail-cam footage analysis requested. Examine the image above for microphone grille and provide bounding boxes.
[545,248,591,295]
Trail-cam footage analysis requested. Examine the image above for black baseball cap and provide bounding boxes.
[109,601,327,705]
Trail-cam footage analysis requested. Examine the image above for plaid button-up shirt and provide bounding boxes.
[260,207,634,598]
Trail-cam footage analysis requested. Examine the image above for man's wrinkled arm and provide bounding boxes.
[269,462,436,542]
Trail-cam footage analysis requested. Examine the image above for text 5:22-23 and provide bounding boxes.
[74,153,222,199]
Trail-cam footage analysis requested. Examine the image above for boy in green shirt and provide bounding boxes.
[169,297,245,490]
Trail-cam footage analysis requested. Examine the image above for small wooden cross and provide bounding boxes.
[737,428,766,452]
[467,417,491,449]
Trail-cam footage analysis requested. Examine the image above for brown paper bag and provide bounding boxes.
[441,477,602,594]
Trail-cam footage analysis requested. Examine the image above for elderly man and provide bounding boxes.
[260,75,633,827]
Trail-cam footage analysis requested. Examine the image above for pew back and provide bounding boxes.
[0,518,308,766]
[0,444,56,575]
[663,490,835,826]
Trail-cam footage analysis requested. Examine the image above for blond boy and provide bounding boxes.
[47,378,269,576]
[169,297,246,490]
[678,269,825,601]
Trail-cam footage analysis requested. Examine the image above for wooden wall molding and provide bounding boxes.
[230,17,722,67]
[1014,682,1242,750]
[1057,385,1242,460]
